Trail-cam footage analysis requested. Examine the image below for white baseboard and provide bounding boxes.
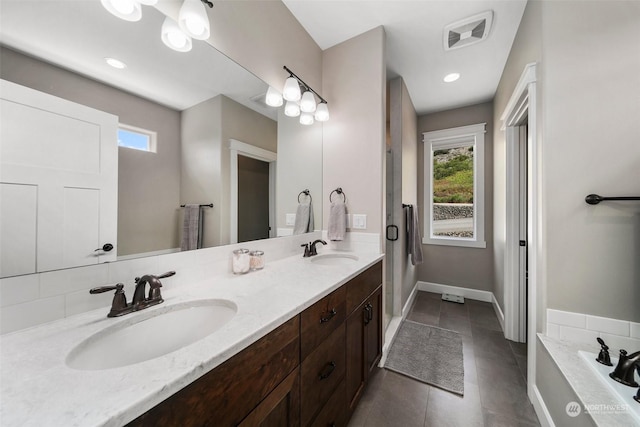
[416,281,493,303]
[530,384,555,427]
[492,293,505,332]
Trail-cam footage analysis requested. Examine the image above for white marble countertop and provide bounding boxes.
[0,250,384,427]
[538,334,639,426]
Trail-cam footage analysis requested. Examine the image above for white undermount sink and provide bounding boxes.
[66,299,237,370]
[310,253,359,265]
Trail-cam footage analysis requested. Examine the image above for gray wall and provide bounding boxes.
[417,102,495,293]
[542,0,640,323]
[0,46,182,257]
[181,95,276,247]
[495,0,640,325]
[322,27,386,243]
[389,77,419,311]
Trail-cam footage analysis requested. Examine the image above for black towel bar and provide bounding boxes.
[330,187,347,203]
[180,203,213,208]
[298,189,312,203]
[402,204,413,208]
[585,194,640,205]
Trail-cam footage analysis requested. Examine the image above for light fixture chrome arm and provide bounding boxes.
[283,65,327,105]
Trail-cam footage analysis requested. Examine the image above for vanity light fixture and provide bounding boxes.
[272,66,329,124]
[100,0,142,22]
[284,100,301,117]
[265,86,284,107]
[161,17,193,52]
[178,0,212,41]
[443,72,461,83]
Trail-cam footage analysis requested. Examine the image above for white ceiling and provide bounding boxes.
[0,0,273,118]
[283,0,528,115]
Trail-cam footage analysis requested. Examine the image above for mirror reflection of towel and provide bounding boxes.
[181,204,200,251]
[328,201,347,241]
[293,202,314,234]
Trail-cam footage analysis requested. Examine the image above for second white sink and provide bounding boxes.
[310,253,359,265]
[66,299,237,370]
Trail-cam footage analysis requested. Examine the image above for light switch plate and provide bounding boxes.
[285,213,296,226]
[352,214,367,229]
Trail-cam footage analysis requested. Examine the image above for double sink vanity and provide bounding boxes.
[0,249,384,426]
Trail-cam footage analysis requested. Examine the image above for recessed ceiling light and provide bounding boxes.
[105,57,127,69]
[443,73,460,83]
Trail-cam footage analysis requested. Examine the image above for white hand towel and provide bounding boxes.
[181,204,200,251]
[407,205,424,265]
[328,201,347,241]
[293,201,314,234]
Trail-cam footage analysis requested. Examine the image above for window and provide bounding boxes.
[423,123,486,248]
[117,124,157,152]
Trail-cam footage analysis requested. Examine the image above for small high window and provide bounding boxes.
[117,124,157,153]
[423,123,486,248]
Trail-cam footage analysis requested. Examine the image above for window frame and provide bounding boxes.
[422,123,486,248]
[117,123,157,153]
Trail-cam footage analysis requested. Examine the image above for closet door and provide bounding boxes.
[0,79,118,276]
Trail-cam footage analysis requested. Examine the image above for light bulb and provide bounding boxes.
[178,0,211,40]
[284,101,300,117]
[300,112,314,125]
[161,17,192,52]
[265,86,283,107]
[138,0,157,4]
[283,77,301,102]
[300,90,317,113]
[101,0,141,21]
[314,102,329,122]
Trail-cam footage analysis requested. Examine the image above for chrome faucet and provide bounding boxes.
[610,349,640,387]
[90,271,175,317]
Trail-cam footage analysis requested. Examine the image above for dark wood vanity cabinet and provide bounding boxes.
[127,317,300,427]
[126,261,382,427]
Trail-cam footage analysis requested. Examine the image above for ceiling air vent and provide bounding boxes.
[444,10,493,51]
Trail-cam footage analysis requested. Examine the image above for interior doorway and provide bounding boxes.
[237,155,270,242]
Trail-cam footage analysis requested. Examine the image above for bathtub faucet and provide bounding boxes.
[609,349,640,388]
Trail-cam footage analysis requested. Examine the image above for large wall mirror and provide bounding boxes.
[0,0,322,278]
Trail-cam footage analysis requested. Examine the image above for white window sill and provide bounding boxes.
[422,237,487,249]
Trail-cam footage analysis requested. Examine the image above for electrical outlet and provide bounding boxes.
[352,214,367,229]
[285,213,296,226]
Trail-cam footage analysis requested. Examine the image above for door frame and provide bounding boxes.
[229,139,276,244]
[501,63,539,395]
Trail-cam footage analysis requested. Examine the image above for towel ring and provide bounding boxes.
[298,189,312,203]
[330,187,347,203]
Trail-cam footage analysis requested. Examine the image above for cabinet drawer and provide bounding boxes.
[301,286,346,360]
[310,379,347,427]
[301,323,346,427]
[346,261,382,314]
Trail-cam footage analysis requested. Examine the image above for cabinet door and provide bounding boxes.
[365,287,382,375]
[345,303,365,413]
[239,368,300,427]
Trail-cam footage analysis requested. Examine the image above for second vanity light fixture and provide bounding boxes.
[265,66,329,125]
[101,0,213,53]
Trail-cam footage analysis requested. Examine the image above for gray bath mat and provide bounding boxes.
[385,320,464,395]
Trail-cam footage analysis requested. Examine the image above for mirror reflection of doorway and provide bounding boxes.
[237,155,270,242]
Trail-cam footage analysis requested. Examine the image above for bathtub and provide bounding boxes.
[579,351,640,424]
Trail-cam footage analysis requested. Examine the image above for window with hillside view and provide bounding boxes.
[423,123,486,248]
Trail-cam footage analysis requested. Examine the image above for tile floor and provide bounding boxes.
[348,291,540,427]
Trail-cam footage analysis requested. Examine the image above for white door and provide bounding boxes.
[0,79,118,276]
